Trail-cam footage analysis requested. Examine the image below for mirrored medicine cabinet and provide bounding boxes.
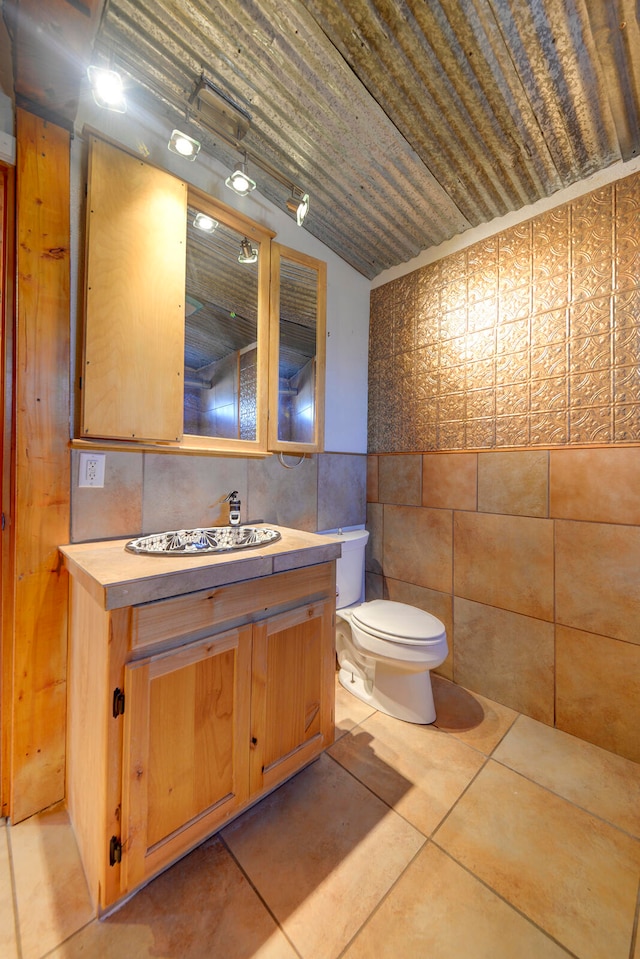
[80,134,325,455]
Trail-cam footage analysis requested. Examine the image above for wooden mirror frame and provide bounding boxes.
[268,244,326,454]
[180,185,274,455]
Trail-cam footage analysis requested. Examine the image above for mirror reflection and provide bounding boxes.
[277,256,319,445]
[184,206,259,440]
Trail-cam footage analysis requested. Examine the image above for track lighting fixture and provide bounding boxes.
[238,237,258,264]
[87,66,126,113]
[168,129,201,160]
[193,212,218,233]
[286,191,310,226]
[225,156,257,196]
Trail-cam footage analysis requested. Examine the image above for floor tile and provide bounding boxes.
[494,714,640,836]
[10,805,94,959]
[329,710,486,836]
[432,674,518,754]
[342,842,573,958]
[434,761,640,959]
[334,676,376,740]
[0,826,18,959]
[50,836,298,959]
[222,753,424,959]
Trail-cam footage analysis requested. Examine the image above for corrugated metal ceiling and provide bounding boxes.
[92,0,640,278]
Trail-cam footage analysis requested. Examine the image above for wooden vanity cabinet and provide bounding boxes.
[120,625,253,892]
[250,600,334,794]
[66,561,336,912]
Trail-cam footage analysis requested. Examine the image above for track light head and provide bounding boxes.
[225,158,256,196]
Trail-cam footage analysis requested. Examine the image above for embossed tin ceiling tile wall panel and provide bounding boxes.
[91,0,640,278]
[368,170,640,453]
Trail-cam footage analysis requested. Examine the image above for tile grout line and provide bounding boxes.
[218,833,305,959]
[334,839,428,959]
[489,752,640,844]
[430,841,582,959]
[329,704,578,959]
[327,713,501,953]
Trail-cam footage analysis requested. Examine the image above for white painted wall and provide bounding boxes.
[71,95,370,453]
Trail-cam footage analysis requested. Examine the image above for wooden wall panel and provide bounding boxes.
[1,161,16,816]
[11,109,70,821]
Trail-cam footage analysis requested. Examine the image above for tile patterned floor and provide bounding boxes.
[2,674,640,959]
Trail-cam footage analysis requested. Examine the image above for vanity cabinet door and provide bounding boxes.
[82,136,187,442]
[120,626,252,892]
[250,600,335,794]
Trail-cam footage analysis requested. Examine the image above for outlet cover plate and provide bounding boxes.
[78,451,106,488]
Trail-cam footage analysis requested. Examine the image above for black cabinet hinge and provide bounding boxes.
[112,687,125,718]
[109,836,122,866]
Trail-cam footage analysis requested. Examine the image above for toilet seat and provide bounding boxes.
[350,600,446,646]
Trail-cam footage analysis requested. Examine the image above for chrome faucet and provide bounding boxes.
[225,490,241,526]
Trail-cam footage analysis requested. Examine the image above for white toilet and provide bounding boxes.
[323,528,448,724]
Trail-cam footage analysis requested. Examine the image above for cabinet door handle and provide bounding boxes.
[251,736,258,746]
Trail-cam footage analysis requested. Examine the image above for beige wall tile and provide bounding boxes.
[71,450,143,542]
[384,578,453,678]
[555,519,640,644]
[478,450,548,517]
[248,453,317,530]
[422,452,477,509]
[454,512,554,620]
[550,447,640,523]
[378,454,422,505]
[317,453,367,530]
[453,598,554,723]
[383,505,452,593]
[556,625,640,763]
[367,454,379,503]
[365,570,384,600]
[365,502,383,575]
[144,453,249,532]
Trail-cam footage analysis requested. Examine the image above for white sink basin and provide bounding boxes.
[125,526,281,555]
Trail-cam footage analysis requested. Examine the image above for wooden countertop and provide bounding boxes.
[59,525,341,611]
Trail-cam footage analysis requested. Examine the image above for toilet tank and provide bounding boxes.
[319,528,369,609]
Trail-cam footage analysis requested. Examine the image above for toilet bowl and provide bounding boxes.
[319,528,448,724]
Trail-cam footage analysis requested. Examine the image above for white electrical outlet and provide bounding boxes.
[78,452,106,488]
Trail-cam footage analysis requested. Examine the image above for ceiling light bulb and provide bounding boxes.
[225,161,256,196]
[168,130,201,160]
[238,238,258,264]
[193,213,218,232]
[87,66,126,113]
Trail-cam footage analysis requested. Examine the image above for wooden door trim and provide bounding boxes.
[0,160,15,817]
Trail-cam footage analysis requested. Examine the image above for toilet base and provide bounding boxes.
[338,661,437,724]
